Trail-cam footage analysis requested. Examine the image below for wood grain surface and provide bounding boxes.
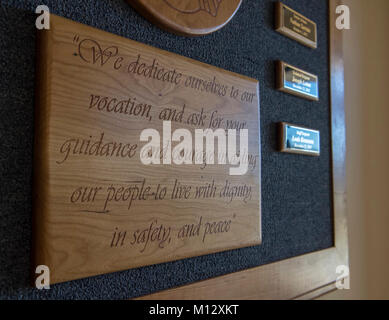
[33,14,261,284]
[127,0,242,36]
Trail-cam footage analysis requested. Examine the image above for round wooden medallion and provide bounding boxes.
[128,0,242,36]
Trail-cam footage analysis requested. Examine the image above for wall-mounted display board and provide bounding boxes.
[33,14,261,284]
[0,0,347,300]
[128,0,242,36]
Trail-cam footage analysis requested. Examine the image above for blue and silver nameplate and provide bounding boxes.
[279,122,320,156]
[277,61,319,101]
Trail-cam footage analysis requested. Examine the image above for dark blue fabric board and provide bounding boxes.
[0,0,333,299]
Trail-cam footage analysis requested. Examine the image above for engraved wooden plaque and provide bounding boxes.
[128,0,242,36]
[33,14,261,284]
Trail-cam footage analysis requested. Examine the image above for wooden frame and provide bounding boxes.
[136,0,348,300]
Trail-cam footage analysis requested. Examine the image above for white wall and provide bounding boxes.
[321,0,389,299]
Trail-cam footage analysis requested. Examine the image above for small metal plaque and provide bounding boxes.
[279,122,320,156]
[275,2,317,49]
[276,61,319,101]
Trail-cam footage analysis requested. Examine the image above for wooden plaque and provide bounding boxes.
[128,0,242,36]
[33,14,261,284]
[275,2,317,49]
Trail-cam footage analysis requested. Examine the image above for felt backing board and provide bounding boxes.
[0,0,333,299]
